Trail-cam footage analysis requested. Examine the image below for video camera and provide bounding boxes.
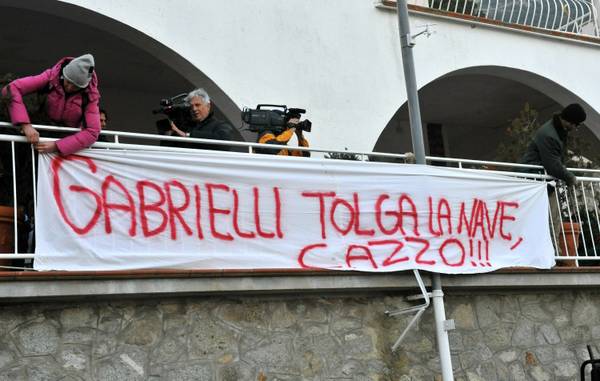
[152,93,191,134]
[241,104,312,134]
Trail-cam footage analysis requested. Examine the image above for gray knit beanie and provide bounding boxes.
[62,54,95,88]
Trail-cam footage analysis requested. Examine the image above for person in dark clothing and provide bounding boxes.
[520,103,587,253]
[97,108,110,142]
[256,109,310,157]
[169,88,236,151]
[520,103,586,186]
[100,108,108,130]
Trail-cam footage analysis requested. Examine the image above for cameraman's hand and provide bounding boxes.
[170,121,187,137]
[21,124,39,145]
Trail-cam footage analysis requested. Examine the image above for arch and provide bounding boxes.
[0,0,249,141]
[375,65,600,161]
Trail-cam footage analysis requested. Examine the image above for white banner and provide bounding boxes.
[35,150,554,272]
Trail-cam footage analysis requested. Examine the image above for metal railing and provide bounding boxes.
[403,0,600,37]
[0,122,599,269]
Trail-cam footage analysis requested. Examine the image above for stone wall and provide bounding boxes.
[0,290,598,380]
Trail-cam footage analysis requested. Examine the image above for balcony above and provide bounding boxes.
[378,0,600,43]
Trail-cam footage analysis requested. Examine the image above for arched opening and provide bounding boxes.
[375,66,600,163]
[0,0,249,142]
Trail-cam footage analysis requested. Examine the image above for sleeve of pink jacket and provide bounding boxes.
[55,96,101,156]
[1,69,52,125]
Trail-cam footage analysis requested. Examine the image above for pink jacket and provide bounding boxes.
[2,57,101,155]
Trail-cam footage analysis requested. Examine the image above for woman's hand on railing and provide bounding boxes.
[36,141,57,153]
[20,124,39,145]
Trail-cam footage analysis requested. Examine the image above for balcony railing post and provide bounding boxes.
[10,142,18,255]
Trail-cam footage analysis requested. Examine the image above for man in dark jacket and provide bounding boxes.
[520,103,586,186]
[169,88,237,151]
[520,103,586,253]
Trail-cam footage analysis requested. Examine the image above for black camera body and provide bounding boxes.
[241,104,311,134]
[152,93,191,134]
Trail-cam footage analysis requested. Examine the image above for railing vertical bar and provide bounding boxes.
[594,2,600,36]
[492,0,500,20]
[30,145,37,252]
[508,0,516,23]
[565,2,573,31]
[548,180,559,253]
[564,184,580,265]
[555,0,564,29]
[591,182,600,256]
[543,0,553,28]
[572,1,578,31]
[583,1,590,25]
[524,0,532,26]
[11,142,18,255]
[582,181,597,256]
[516,0,524,24]
[586,1,593,33]
[550,0,559,29]
[555,188,568,259]
[485,0,493,19]
[471,0,478,16]
[590,183,600,256]
[575,181,590,257]
[114,135,120,144]
[580,1,587,31]
[536,0,545,27]
[574,1,582,32]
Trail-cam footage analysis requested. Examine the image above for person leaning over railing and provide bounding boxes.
[256,109,310,157]
[1,53,101,154]
[519,103,587,252]
[168,88,237,151]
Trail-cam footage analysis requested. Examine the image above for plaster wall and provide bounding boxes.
[54,0,600,152]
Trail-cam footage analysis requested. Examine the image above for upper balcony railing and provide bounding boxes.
[0,122,599,269]
[380,0,600,38]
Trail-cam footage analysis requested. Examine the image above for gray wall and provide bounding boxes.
[0,290,598,380]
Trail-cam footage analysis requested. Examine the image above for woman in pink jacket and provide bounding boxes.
[1,54,101,155]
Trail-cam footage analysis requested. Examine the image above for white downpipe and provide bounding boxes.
[432,275,454,380]
[396,0,454,377]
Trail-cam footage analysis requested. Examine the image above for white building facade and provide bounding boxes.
[1,0,599,159]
